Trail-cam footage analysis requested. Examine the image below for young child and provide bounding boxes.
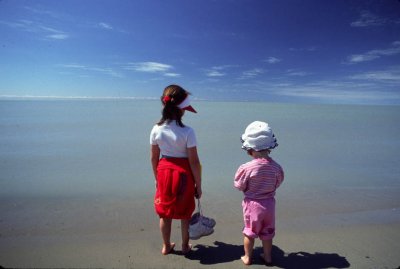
[150,85,202,255]
[234,121,284,266]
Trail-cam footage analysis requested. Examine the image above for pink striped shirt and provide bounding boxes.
[234,157,284,200]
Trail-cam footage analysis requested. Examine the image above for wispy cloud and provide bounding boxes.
[0,20,30,30]
[204,65,236,77]
[289,46,317,52]
[350,10,387,27]
[286,70,312,77]
[0,19,69,40]
[124,62,180,77]
[24,5,126,34]
[240,68,264,79]
[47,34,69,40]
[23,6,68,20]
[94,21,127,34]
[59,64,123,78]
[206,70,225,77]
[164,73,181,77]
[98,22,113,30]
[264,57,281,64]
[269,80,400,103]
[349,67,400,82]
[125,62,171,72]
[347,54,380,63]
[345,41,400,64]
[1,6,71,40]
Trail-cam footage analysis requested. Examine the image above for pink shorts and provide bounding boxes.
[242,198,275,240]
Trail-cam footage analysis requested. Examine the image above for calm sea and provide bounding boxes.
[1,100,399,218]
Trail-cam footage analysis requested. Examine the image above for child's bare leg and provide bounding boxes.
[261,239,273,264]
[181,219,191,254]
[160,218,175,255]
[241,235,254,265]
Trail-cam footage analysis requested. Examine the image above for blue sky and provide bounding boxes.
[0,0,400,104]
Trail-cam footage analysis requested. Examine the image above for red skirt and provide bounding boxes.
[154,158,195,219]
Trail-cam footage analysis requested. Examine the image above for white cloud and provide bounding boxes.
[393,41,400,47]
[23,6,66,20]
[164,73,181,77]
[99,22,113,30]
[210,65,238,70]
[240,68,264,79]
[350,10,387,27]
[346,42,400,64]
[265,57,281,64]
[347,54,380,63]
[206,70,225,77]
[372,48,400,56]
[204,65,236,77]
[289,47,317,52]
[126,62,173,73]
[280,88,396,101]
[59,64,123,78]
[270,80,400,103]
[0,19,69,40]
[47,34,69,40]
[287,70,311,77]
[39,26,64,33]
[0,20,28,30]
[349,69,400,82]
[59,64,86,69]
[124,62,181,77]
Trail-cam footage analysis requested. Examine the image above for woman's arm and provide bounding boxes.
[150,144,160,180]
[187,146,202,199]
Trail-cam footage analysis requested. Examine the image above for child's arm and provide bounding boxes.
[234,166,248,192]
[150,144,160,180]
[187,146,202,199]
[275,166,284,189]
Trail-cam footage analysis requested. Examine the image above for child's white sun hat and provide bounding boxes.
[241,121,278,151]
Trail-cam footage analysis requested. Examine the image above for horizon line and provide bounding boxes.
[0,95,211,102]
[0,95,398,106]
[0,95,159,100]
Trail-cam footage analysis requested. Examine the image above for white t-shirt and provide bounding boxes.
[150,121,197,158]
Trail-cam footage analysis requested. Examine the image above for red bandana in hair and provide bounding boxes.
[163,96,172,103]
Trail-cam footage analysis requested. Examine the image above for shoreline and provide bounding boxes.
[1,195,399,268]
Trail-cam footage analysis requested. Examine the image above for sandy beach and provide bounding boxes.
[1,100,400,268]
[0,192,399,269]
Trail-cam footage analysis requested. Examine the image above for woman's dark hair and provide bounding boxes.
[157,84,189,127]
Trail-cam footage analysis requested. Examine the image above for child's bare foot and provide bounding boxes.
[182,243,192,255]
[161,242,175,255]
[260,253,273,266]
[241,255,252,265]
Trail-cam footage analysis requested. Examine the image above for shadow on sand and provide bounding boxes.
[186,241,350,268]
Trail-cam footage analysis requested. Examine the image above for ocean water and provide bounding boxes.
[1,100,399,218]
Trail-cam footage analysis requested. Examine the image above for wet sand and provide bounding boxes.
[0,192,399,269]
[1,101,400,268]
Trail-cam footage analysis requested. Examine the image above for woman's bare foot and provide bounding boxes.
[241,255,252,265]
[182,243,192,255]
[161,242,175,255]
